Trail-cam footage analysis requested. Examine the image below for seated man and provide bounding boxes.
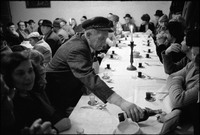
[122,14,137,32]
[46,17,144,122]
[157,45,199,134]
[161,29,199,74]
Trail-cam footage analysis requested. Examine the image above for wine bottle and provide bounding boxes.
[118,107,162,122]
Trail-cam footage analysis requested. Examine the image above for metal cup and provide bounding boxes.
[138,72,142,77]
[110,54,113,59]
[107,64,111,69]
[146,92,152,100]
[138,63,142,68]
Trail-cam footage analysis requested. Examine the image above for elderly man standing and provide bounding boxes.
[46,17,143,121]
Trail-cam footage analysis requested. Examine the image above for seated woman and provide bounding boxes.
[69,18,77,32]
[139,14,155,36]
[157,53,199,134]
[109,14,123,38]
[155,14,169,35]
[1,74,57,134]
[1,52,71,133]
[155,21,185,63]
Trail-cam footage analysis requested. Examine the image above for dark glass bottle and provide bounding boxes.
[118,107,162,122]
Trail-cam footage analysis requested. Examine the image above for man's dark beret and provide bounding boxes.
[82,16,113,32]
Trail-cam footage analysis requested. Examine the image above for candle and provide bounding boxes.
[130,25,133,33]
[129,25,133,42]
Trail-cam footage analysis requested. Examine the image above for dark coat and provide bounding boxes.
[156,44,185,63]
[46,33,114,109]
[139,22,155,34]
[4,30,21,47]
[44,30,61,57]
[162,51,191,74]
[13,90,66,131]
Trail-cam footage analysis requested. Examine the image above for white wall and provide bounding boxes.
[10,1,171,27]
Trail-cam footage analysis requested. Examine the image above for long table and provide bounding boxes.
[61,32,174,134]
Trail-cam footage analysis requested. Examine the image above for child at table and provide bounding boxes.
[1,52,71,133]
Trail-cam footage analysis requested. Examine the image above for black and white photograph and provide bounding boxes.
[1,1,199,134]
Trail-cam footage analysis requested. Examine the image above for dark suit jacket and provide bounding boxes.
[139,22,155,34]
[44,30,61,56]
[156,44,185,64]
[46,33,114,104]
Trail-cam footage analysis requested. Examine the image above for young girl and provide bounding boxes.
[1,52,71,133]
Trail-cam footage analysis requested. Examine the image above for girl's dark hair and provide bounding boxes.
[1,51,46,91]
[166,21,184,44]
[141,14,150,22]
[1,52,29,88]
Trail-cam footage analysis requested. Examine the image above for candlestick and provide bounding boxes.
[127,41,137,71]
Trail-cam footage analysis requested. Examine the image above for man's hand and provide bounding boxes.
[165,43,181,55]
[23,118,57,134]
[107,92,144,122]
[12,31,19,37]
[120,100,144,122]
[97,53,106,58]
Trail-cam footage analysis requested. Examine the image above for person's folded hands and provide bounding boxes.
[165,43,181,55]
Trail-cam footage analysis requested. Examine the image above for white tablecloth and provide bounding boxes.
[61,32,172,134]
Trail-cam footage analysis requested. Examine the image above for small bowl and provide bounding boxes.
[114,119,141,134]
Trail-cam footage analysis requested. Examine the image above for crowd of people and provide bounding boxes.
[1,8,199,135]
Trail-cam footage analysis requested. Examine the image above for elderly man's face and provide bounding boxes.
[88,30,108,51]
